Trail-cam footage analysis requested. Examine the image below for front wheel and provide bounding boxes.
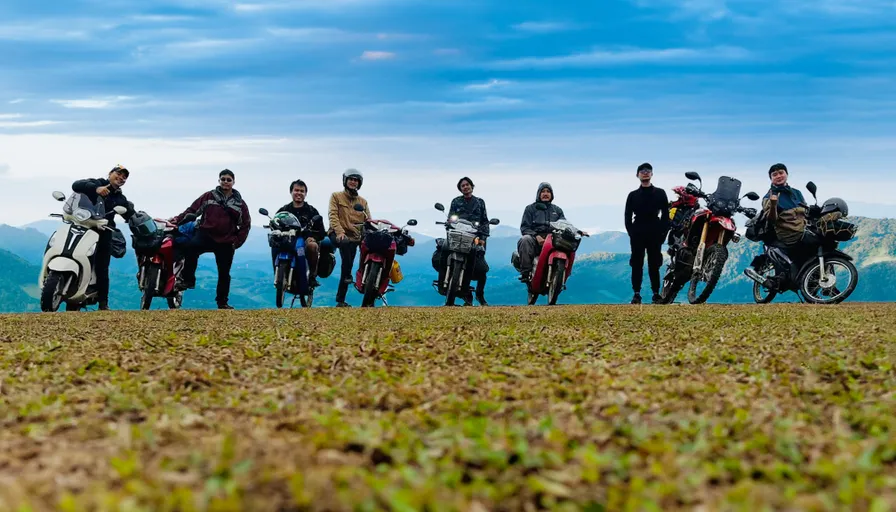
[445,262,464,306]
[275,260,289,309]
[362,261,382,308]
[688,245,728,304]
[547,260,566,305]
[799,257,858,304]
[752,261,779,304]
[40,271,68,312]
[140,264,159,311]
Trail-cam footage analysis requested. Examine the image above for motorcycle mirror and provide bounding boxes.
[52,191,66,201]
[434,203,445,212]
[489,218,500,225]
[535,203,548,211]
[744,191,760,201]
[113,206,128,215]
[407,219,418,226]
[685,171,701,181]
[806,181,817,198]
[258,208,270,217]
[353,204,366,212]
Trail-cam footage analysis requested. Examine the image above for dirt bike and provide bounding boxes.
[352,203,416,307]
[128,211,196,310]
[259,208,329,308]
[431,202,500,306]
[744,181,859,304]
[38,191,129,312]
[659,172,759,304]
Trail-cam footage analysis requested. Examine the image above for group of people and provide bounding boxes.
[70,159,812,309]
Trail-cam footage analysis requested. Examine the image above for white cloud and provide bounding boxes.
[464,79,512,91]
[359,50,396,61]
[130,14,198,23]
[50,96,135,109]
[512,21,580,33]
[0,114,23,119]
[0,120,62,128]
[0,23,90,41]
[9,99,25,105]
[489,45,750,69]
[233,0,386,12]
[434,48,462,56]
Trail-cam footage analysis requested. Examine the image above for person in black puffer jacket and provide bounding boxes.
[517,182,565,282]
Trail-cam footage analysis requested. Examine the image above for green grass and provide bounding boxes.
[2,304,896,511]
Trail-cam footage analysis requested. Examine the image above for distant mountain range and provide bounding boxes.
[1,215,895,312]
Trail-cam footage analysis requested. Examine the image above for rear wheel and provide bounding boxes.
[799,257,858,304]
[275,260,289,308]
[752,260,779,304]
[140,264,159,311]
[167,291,184,309]
[547,260,566,305]
[40,271,67,312]
[688,245,728,304]
[299,289,314,308]
[362,262,382,308]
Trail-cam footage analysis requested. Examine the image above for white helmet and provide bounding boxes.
[343,168,363,190]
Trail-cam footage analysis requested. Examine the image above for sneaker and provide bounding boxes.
[651,293,662,304]
[98,301,110,311]
[217,303,234,310]
[476,294,489,307]
[336,302,352,308]
[631,293,642,304]
[519,271,531,283]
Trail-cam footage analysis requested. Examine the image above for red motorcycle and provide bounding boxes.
[352,204,416,307]
[128,211,196,310]
[660,172,758,304]
[512,210,589,305]
[657,185,701,304]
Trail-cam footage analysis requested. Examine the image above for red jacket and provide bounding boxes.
[173,188,251,248]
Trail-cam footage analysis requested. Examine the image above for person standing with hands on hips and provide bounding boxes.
[624,162,670,305]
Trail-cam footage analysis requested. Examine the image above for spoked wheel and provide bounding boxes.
[40,271,68,312]
[547,261,565,306]
[167,291,184,309]
[140,264,159,311]
[751,261,779,304]
[445,265,463,307]
[275,260,289,309]
[688,245,728,304]
[299,289,314,308]
[362,262,382,308]
[659,268,684,304]
[799,257,858,304]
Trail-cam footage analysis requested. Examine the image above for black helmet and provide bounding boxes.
[343,168,363,190]
[457,176,474,191]
[821,197,848,217]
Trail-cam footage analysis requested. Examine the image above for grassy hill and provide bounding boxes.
[1,305,895,510]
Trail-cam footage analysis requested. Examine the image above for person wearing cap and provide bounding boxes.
[446,176,491,305]
[518,182,565,282]
[327,168,370,307]
[171,169,251,310]
[71,165,135,310]
[624,162,669,304]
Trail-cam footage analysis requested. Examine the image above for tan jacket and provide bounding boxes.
[762,197,807,245]
[328,190,370,241]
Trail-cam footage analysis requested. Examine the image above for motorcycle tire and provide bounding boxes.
[140,264,159,311]
[445,264,463,307]
[751,262,778,304]
[167,291,184,309]
[798,256,858,305]
[659,272,685,304]
[300,290,313,308]
[362,261,382,308]
[547,260,565,306]
[40,271,67,312]
[275,260,289,309]
[688,245,728,304]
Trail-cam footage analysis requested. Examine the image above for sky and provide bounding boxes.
[2,0,896,234]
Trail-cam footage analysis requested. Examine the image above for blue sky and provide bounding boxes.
[1,0,896,230]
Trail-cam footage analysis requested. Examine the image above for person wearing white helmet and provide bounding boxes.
[327,168,370,307]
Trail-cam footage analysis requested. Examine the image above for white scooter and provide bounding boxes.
[38,191,128,312]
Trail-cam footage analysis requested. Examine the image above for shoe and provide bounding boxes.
[308,276,320,288]
[476,294,489,306]
[519,271,531,283]
[651,293,662,304]
[217,303,234,310]
[631,293,642,304]
[336,302,352,308]
[98,301,110,311]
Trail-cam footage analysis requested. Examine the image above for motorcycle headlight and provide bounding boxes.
[74,208,92,222]
[86,243,97,257]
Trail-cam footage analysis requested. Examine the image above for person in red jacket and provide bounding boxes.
[171,169,251,309]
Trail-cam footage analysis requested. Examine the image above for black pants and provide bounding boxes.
[181,232,236,306]
[630,231,663,294]
[94,230,112,303]
[329,233,359,303]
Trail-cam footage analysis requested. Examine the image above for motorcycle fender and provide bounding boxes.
[547,251,568,266]
[828,249,854,261]
[48,258,80,275]
[712,216,736,231]
[448,252,467,265]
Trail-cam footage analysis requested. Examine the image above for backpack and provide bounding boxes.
[745,209,773,243]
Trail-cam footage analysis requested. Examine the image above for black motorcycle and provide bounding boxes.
[743,181,859,304]
[431,202,499,306]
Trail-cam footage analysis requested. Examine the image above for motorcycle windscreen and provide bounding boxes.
[713,176,742,204]
[62,192,107,219]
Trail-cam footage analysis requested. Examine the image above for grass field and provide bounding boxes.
[2,304,896,511]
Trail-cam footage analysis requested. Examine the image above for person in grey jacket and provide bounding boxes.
[517,182,565,281]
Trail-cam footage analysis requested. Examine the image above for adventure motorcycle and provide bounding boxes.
[128,211,196,310]
[431,202,500,306]
[353,203,417,307]
[659,172,760,304]
[38,191,129,312]
[743,181,858,304]
[512,204,590,305]
[259,208,332,308]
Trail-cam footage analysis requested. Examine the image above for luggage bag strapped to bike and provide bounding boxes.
[128,211,166,254]
[816,212,857,242]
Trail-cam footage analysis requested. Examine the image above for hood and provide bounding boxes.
[535,182,554,203]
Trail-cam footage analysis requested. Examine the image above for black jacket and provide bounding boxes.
[449,195,490,237]
[624,185,669,237]
[520,182,565,237]
[277,202,326,241]
[71,177,134,228]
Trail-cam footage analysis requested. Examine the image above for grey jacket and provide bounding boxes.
[520,182,565,236]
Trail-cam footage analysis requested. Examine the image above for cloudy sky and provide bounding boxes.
[2,0,895,234]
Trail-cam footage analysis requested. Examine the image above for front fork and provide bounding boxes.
[692,224,727,273]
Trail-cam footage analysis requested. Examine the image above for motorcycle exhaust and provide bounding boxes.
[743,267,769,287]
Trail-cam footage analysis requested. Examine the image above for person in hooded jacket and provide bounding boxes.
[71,165,135,310]
[328,168,370,307]
[517,182,565,282]
[446,176,491,305]
[171,169,252,310]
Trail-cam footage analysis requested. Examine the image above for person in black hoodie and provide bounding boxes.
[517,182,565,282]
[71,165,135,310]
[624,162,670,304]
[274,179,326,286]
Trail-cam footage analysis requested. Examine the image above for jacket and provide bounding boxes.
[763,185,807,245]
[71,177,134,228]
[624,184,670,237]
[449,195,490,237]
[520,182,565,237]
[172,187,251,248]
[277,202,326,241]
[328,189,370,241]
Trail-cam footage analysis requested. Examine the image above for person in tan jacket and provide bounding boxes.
[328,169,371,307]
